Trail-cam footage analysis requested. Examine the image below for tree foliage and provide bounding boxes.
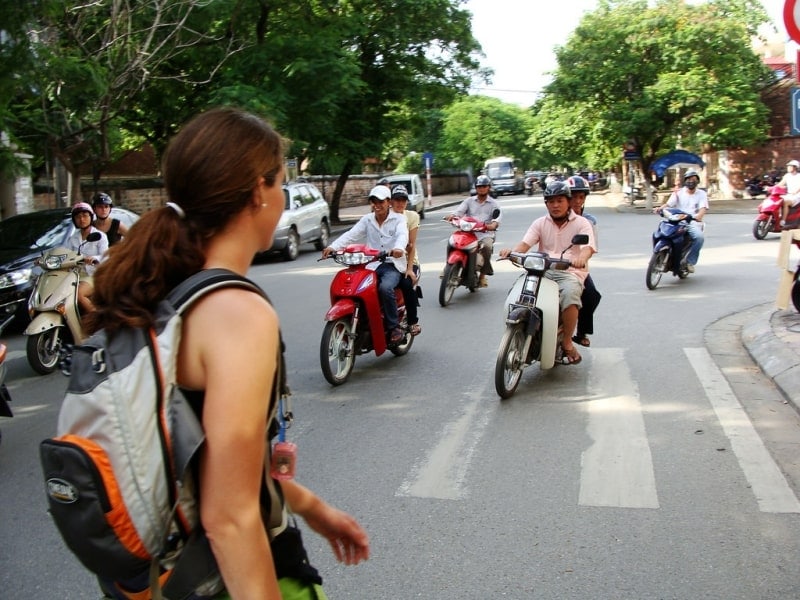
[13,0,245,199]
[530,0,774,178]
[7,0,484,218]
[436,96,535,174]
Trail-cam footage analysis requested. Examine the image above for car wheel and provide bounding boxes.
[282,229,300,261]
[315,221,330,251]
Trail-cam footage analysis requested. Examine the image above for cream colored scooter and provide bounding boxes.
[494,234,589,399]
[23,233,101,374]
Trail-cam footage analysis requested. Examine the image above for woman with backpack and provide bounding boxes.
[85,107,369,599]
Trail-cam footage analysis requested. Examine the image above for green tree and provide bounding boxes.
[437,95,535,174]
[531,0,773,196]
[15,0,245,201]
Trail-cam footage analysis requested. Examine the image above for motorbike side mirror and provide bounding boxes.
[85,232,102,242]
[571,234,589,245]
[491,208,501,219]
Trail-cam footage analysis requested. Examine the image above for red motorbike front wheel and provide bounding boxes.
[320,318,356,385]
[752,216,772,240]
[439,262,462,307]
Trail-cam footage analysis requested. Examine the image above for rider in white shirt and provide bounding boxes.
[67,202,109,313]
[322,185,409,343]
[654,169,708,273]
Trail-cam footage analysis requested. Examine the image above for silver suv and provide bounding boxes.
[262,181,330,261]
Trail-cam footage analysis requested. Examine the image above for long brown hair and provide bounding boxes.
[85,107,284,334]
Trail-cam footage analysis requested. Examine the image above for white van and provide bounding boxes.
[384,173,426,218]
[483,157,524,195]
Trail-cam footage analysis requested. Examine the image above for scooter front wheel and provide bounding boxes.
[320,318,356,385]
[646,248,669,290]
[495,324,527,399]
[752,216,772,240]
[792,277,800,313]
[26,328,62,375]
[439,263,462,307]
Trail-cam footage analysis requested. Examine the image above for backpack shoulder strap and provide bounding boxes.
[167,268,265,314]
[165,268,290,399]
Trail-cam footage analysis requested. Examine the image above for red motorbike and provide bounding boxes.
[753,185,800,240]
[319,245,413,385]
[439,209,500,307]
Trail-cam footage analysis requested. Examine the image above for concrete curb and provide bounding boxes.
[741,306,800,411]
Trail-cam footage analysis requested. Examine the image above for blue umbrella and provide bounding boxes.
[650,150,705,178]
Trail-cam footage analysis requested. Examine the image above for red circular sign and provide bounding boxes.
[786,0,800,44]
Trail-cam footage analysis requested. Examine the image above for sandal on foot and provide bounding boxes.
[560,346,582,365]
[572,335,590,347]
[409,323,422,336]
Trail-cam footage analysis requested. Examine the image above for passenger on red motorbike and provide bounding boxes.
[653,169,708,273]
[499,181,596,366]
[445,175,502,287]
[778,159,800,228]
[322,185,409,344]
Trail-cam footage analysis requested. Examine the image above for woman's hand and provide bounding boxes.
[301,502,370,565]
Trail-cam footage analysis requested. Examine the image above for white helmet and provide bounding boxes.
[787,160,800,168]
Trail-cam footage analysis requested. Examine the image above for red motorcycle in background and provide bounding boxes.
[438,209,500,307]
[319,245,413,385]
[753,185,800,240]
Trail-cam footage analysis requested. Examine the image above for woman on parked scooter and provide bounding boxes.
[566,175,601,348]
[390,184,422,336]
[67,202,108,314]
[86,107,369,599]
[91,192,128,246]
[653,169,708,273]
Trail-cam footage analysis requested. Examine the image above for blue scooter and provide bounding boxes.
[646,208,695,290]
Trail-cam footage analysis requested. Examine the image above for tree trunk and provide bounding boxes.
[330,159,354,223]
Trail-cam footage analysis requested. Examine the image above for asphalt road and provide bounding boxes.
[2,194,799,599]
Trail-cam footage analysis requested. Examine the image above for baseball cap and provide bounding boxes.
[390,184,409,199]
[368,185,391,201]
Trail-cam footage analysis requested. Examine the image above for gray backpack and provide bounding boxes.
[40,269,287,599]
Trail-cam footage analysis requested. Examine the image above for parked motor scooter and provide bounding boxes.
[645,208,699,290]
[752,185,800,240]
[494,234,590,399]
[319,244,413,385]
[0,315,14,446]
[23,232,101,374]
[439,208,501,307]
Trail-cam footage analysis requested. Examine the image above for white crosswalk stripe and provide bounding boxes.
[395,347,799,513]
[579,348,659,509]
[685,347,800,513]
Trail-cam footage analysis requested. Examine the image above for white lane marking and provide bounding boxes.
[686,347,800,513]
[579,348,659,509]
[396,385,492,500]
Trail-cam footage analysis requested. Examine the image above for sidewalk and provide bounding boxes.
[333,190,800,411]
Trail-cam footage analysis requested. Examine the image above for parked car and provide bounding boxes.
[0,206,139,325]
[258,181,331,261]
[382,174,426,218]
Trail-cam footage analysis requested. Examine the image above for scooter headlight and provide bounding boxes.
[43,254,66,269]
[459,220,476,232]
[522,255,546,271]
[338,252,371,265]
